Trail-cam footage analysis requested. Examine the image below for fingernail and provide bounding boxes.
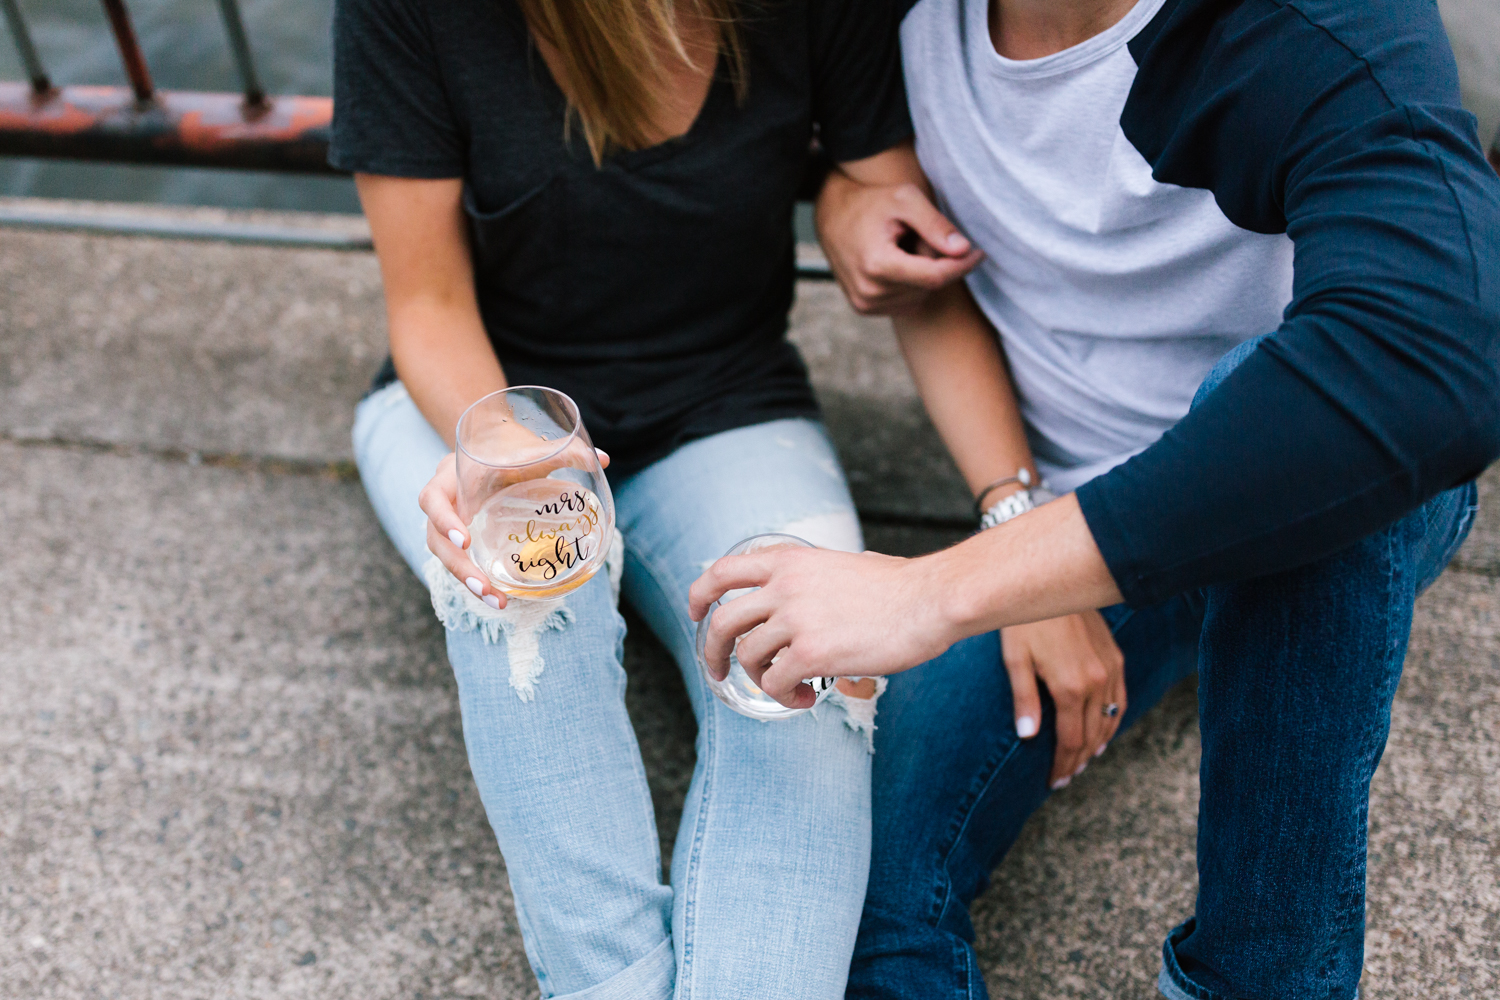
[1016,716,1038,738]
[448,528,466,548]
[945,232,968,251]
[1095,744,1107,758]
[465,577,485,597]
[1074,762,1087,777]
[1050,776,1071,790]
[482,594,501,610]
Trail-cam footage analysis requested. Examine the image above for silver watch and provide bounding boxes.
[979,489,1034,530]
[979,485,1056,531]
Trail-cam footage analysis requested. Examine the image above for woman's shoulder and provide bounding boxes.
[337,0,527,52]
[331,0,541,177]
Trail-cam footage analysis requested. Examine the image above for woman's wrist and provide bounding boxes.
[973,467,1033,517]
[978,488,1036,530]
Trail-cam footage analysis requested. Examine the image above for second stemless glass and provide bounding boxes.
[694,533,838,721]
[456,386,615,601]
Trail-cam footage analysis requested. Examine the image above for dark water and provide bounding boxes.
[0,0,359,213]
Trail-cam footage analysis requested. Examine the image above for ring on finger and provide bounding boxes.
[1102,702,1120,719]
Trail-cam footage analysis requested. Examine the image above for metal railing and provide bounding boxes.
[0,0,1492,226]
[0,0,838,275]
[0,0,332,172]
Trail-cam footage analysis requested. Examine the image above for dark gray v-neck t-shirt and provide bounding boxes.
[330,0,911,478]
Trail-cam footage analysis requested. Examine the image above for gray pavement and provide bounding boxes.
[1,206,1497,998]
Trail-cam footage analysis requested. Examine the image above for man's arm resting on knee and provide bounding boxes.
[688,494,1122,708]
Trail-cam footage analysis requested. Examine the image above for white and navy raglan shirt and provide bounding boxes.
[898,0,1500,606]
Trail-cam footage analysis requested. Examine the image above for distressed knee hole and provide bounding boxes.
[819,676,887,753]
[836,678,877,699]
[424,557,573,702]
[421,534,622,702]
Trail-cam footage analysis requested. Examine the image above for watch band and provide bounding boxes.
[973,467,1033,519]
[979,488,1035,531]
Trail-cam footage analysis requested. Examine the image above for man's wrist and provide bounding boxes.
[924,494,1118,647]
[918,539,998,649]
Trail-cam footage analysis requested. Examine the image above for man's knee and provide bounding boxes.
[1191,334,1270,411]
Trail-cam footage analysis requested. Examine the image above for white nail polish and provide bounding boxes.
[1074,762,1087,777]
[465,577,484,597]
[1095,744,1107,758]
[1051,776,1071,790]
[482,594,501,610]
[448,529,465,548]
[946,232,967,251]
[1016,716,1038,739]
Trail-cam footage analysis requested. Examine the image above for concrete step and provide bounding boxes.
[3,440,1495,998]
[2,201,1497,998]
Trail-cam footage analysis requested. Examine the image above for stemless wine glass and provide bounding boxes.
[694,533,837,721]
[456,386,615,601]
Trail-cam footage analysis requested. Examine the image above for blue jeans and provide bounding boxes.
[849,338,1479,1000]
[354,383,880,1000]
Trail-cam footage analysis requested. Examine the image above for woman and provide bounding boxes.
[329,0,918,995]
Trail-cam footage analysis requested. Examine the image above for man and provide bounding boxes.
[691,0,1500,996]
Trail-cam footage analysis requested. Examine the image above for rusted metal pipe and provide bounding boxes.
[214,0,265,108]
[99,0,153,104]
[0,84,335,172]
[1,0,50,94]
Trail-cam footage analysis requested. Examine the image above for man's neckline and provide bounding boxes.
[976,0,1168,78]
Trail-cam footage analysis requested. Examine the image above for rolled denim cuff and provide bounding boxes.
[1157,920,1221,1000]
[557,937,674,1000]
[1156,920,1360,1000]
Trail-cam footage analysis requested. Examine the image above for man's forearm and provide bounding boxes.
[689,490,1123,698]
[926,493,1123,643]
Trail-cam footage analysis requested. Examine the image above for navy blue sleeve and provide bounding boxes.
[1075,0,1500,606]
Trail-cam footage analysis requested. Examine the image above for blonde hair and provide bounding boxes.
[517,0,747,165]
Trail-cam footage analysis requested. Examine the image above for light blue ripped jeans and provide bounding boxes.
[352,381,878,1000]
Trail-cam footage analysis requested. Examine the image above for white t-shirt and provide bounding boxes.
[901,0,1296,493]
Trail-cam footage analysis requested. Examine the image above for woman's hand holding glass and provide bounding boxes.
[421,387,613,608]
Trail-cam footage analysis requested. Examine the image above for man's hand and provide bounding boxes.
[816,169,983,315]
[689,495,1126,710]
[1001,611,1126,789]
[689,547,959,709]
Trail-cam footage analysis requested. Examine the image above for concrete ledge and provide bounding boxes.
[0,197,971,523]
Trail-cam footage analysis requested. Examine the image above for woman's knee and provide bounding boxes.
[706,687,882,780]
[441,570,626,704]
